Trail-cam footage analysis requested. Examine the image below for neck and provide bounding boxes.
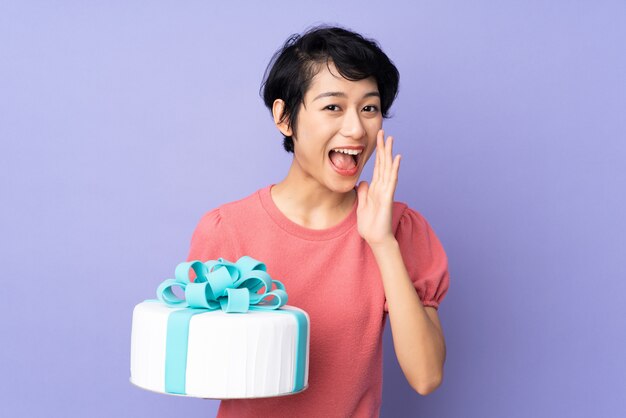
[270,160,357,229]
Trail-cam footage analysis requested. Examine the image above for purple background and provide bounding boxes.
[2,1,625,417]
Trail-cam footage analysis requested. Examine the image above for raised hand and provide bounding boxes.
[356,129,401,247]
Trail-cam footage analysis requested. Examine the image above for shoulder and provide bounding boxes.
[217,187,265,219]
[188,187,267,261]
[196,186,264,227]
[392,201,429,234]
[195,205,227,231]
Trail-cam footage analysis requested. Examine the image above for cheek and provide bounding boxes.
[367,117,383,131]
[296,114,324,137]
[301,118,339,144]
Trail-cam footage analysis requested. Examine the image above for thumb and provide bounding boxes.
[357,181,369,208]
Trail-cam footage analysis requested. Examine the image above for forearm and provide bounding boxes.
[370,237,446,394]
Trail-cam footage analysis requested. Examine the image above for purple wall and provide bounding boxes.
[2,1,625,417]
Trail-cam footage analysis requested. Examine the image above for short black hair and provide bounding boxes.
[260,25,400,153]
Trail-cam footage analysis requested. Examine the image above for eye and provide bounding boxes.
[324,105,341,111]
[363,105,379,113]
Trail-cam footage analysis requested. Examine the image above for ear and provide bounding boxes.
[272,99,293,137]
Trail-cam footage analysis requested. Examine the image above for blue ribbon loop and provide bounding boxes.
[156,256,288,313]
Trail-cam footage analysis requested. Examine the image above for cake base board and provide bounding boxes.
[130,378,308,400]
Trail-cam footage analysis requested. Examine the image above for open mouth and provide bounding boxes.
[328,148,363,171]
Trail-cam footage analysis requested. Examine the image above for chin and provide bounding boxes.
[328,178,359,193]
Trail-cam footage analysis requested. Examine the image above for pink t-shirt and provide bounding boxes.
[186,184,450,418]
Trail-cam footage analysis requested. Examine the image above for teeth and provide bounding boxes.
[332,148,362,155]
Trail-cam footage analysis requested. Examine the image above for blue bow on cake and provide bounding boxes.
[156,256,288,313]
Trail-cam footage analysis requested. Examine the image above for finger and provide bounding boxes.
[372,147,379,186]
[357,180,369,208]
[373,130,382,183]
[384,136,393,183]
[375,130,384,183]
[378,131,386,182]
[384,154,400,198]
[390,154,401,187]
[382,135,392,184]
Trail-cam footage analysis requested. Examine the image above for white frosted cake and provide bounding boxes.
[130,302,309,398]
[130,256,310,399]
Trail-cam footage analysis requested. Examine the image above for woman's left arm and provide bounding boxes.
[370,238,446,395]
[356,129,446,395]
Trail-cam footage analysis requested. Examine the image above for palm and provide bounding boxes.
[357,129,401,246]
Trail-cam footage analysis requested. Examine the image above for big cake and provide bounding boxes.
[130,256,310,399]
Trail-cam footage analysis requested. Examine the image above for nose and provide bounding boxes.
[340,108,366,139]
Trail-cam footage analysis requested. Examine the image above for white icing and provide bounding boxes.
[130,301,309,399]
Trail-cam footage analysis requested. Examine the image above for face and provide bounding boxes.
[276,62,383,193]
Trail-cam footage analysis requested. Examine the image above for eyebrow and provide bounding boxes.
[312,91,380,101]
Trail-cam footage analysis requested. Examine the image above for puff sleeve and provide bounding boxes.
[384,207,450,312]
[186,207,238,262]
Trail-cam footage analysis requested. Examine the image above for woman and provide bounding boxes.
[188,25,450,418]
